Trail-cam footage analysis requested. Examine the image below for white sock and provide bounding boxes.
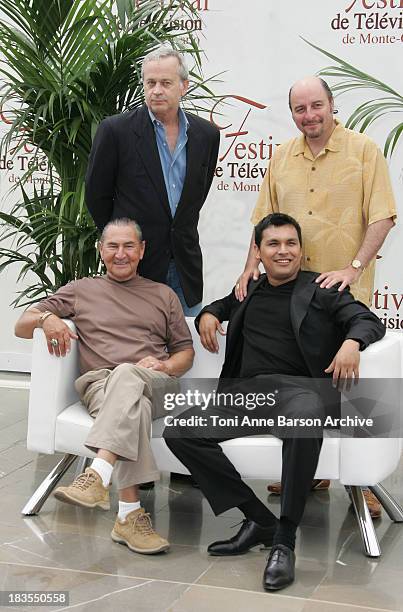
[91,458,113,488]
[118,501,141,521]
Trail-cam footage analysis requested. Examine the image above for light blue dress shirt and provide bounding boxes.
[148,107,188,217]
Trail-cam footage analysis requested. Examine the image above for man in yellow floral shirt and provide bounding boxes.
[236,76,396,307]
[235,76,397,516]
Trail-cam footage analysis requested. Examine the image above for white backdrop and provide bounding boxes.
[0,0,402,371]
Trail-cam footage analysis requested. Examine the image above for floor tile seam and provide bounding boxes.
[302,594,395,612]
[191,558,219,585]
[0,459,34,478]
[2,524,210,549]
[0,419,27,431]
[48,580,154,612]
[0,439,30,454]
[0,560,398,610]
[308,563,398,612]
[0,560,197,585]
[2,530,114,546]
[165,581,195,611]
[5,542,64,566]
[0,417,28,431]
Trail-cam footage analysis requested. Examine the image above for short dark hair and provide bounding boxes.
[254,213,302,247]
[288,78,333,111]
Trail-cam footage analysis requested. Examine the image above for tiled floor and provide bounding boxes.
[1,385,403,611]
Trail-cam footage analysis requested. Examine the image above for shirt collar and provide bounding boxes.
[148,107,189,132]
[291,118,343,157]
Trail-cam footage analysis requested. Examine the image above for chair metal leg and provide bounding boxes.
[350,485,381,557]
[21,454,78,516]
[74,456,91,478]
[369,483,403,523]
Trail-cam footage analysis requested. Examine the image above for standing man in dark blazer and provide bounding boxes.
[164,213,385,592]
[85,46,220,315]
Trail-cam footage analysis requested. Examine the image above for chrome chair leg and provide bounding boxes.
[369,483,403,523]
[350,485,381,557]
[21,454,78,516]
[74,456,91,479]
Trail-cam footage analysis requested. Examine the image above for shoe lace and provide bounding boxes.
[230,519,247,529]
[71,471,97,491]
[133,512,155,536]
[269,545,289,563]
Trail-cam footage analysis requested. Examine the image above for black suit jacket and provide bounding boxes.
[85,105,220,306]
[195,271,385,380]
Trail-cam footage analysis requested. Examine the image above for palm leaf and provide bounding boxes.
[0,0,219,306]
[303,37,403,157]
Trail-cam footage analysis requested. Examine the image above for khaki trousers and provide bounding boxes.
[75,363,179,489]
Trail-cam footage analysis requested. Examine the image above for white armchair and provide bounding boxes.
[22,319,403,558]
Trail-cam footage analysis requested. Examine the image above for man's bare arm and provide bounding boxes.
[235,230,261,301]
[316,218,395,291]
[15,307,78,357]
[136,348,194,377]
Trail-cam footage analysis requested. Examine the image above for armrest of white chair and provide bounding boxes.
[340,333,402,485]
[27,320,80,454]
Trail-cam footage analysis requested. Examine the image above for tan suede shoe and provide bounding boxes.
[111,508,169,554]
[54,467,110,510]
[363,490,382,520]
[267,479,330,495]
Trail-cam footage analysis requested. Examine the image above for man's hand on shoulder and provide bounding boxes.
[235,265,260,302]
[42,314,78,357]
[315,266,362,292]
[324,339,360,389]
[199,313,226,353]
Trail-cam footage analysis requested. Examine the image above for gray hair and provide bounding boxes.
[141,45,189,81]
[100,218,143,243]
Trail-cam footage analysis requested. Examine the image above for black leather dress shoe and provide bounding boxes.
[139,481,155,490]
[170,473,199,488]
[207,519,278,556]
[263,544,295,591]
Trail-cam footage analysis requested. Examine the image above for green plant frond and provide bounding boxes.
[346,99,403,130]
[303,38,402,99]
[302,38,403,157]
[0,0,219,303]
[384,121,403,157]
[0,250,34,274]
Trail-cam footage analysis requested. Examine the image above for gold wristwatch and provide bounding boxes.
[351,259,363,270]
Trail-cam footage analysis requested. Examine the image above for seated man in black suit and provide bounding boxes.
[164,212,385,591]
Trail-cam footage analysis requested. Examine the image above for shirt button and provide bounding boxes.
[308,210,312,215]
[310,188,314,192]
[173,184,176,188]
[312,166,316,171]
[306,256,311,262]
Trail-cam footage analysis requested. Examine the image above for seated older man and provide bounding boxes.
[15,217,194,555]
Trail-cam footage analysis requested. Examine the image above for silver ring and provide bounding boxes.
[50,338,59,347]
